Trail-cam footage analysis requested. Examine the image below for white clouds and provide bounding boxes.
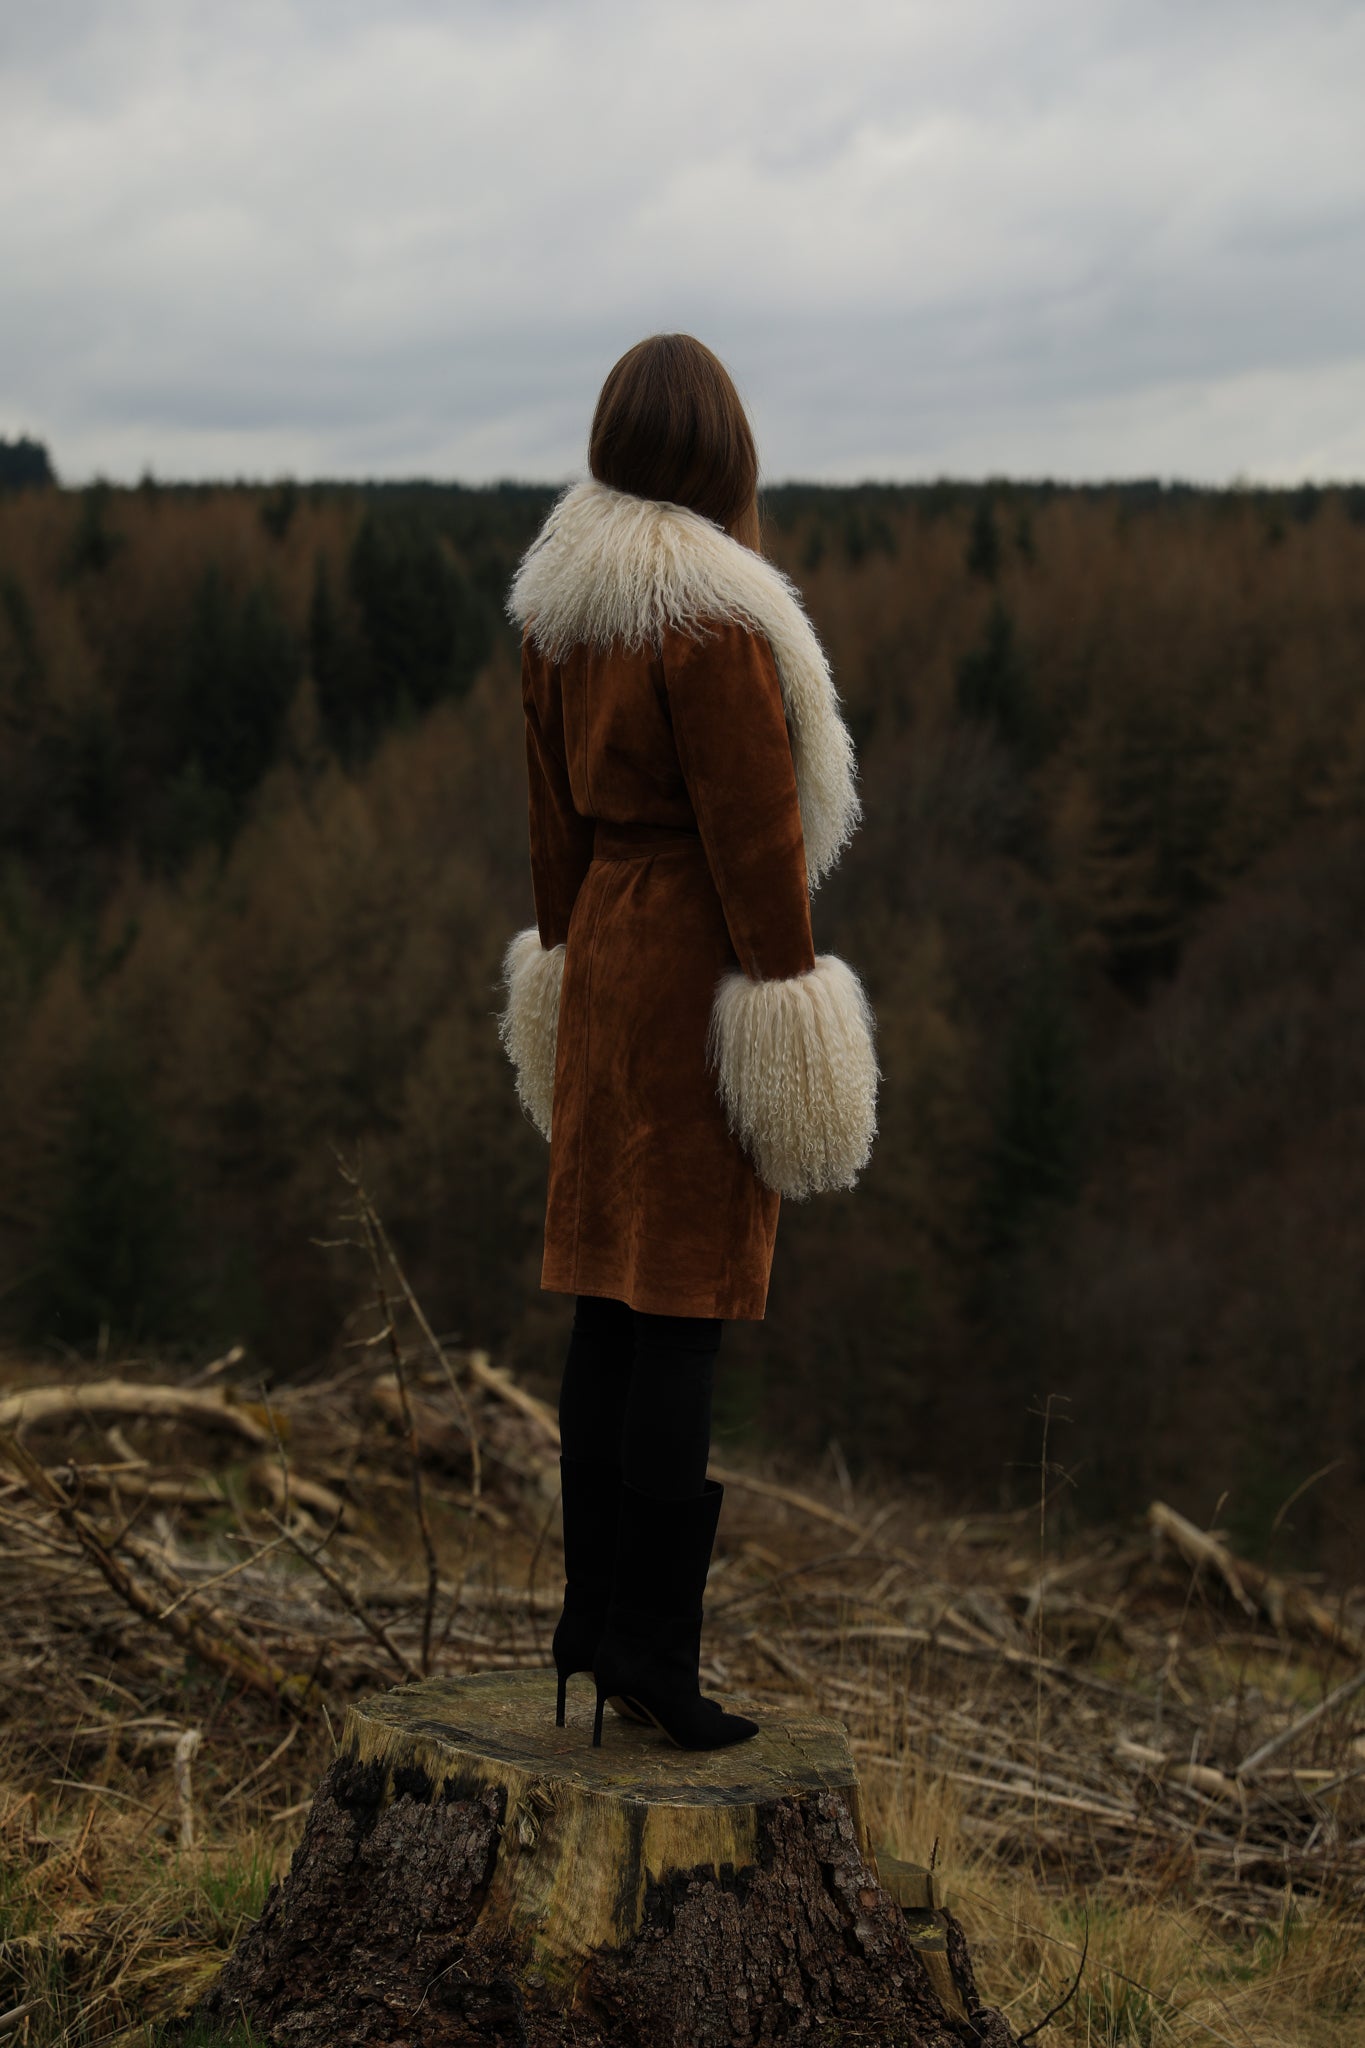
[2,0,1363,481]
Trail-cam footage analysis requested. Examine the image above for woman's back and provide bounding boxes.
[497,331,878,1756]
[525,636,695,836]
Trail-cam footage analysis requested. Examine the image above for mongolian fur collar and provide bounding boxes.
[508,478,861,890]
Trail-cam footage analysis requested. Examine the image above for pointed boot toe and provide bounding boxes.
[590,1480,760,1752]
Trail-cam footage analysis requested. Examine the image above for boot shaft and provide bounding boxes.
[606,1478,723,1629]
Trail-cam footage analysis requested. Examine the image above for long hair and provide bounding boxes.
[588,334,761,553]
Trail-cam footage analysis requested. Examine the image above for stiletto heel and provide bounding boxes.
[550,1456,621,1733]
[592,1688,606,1748]
[592,1481,759,1752]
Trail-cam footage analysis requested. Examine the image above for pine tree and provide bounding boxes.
[979,915,1084,1253]
[310,554,368,761]
[347,510,489,730]
[955,601,1039,761]
[36,1044,186,1343]
[966,497,1001,580]
[0,435,55,491]
[175,568,300,832]
[64,482,122,576]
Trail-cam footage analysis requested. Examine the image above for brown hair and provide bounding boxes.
[589,334,761,552]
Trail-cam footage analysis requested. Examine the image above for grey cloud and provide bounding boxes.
[3,0,1363,481]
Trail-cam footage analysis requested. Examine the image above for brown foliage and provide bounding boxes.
[1,482,1364,1564]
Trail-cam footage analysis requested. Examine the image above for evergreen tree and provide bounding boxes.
[955,601,1039,761]
[175,568,300,832]
[309,555,368,762]
[1079,694,1228,993]
[0,435,55,491]
[65,481,122,576]
[966,497,1001,580]
[979,915,1084,1253]
[802,523,826,573]
[0,574,43,702]
[260,480,299,540]
[36,1045,186,1343]
[347,510,490,728]
[62,697,125,847]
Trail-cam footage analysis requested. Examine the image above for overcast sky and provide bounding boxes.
[3,0,1363,485]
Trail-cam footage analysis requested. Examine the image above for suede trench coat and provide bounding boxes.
[498,479,878,1322]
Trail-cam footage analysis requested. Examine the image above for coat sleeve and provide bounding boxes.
[523,652,595,951]
[497,639,595,1142]
[663,618,879,1200]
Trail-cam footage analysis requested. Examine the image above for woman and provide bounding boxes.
[498,334,878,1751]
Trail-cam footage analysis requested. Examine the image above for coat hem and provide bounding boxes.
[540,1267,769,1323]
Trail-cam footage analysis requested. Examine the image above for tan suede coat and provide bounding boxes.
[525,618,815,1318]
[499,481,878,1322]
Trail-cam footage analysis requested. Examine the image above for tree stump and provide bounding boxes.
[200,1671,1019,2047]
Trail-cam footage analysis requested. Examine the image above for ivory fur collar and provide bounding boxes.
[508,478,861,889]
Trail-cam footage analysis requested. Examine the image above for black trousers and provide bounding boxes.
[557,1294,723,1500]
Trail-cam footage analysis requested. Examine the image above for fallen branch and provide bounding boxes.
[0,1428,286,1705]
[1237,1662,1365,1780]
[1150,1500,1364,1658]
[465,1348,560,1445]
[1148,1501,1257,1616]
[249,1457,346,1525]
[708,1461,869,1541]
[434,1335,885,1556]
[0,1380,273,1447]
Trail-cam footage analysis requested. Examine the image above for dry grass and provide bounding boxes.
[0,1224,1361,2046]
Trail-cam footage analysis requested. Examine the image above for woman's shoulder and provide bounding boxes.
[659,613,777,665]
[658,618,785,714]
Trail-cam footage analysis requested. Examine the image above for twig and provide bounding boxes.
[155,1532,289,1621]
[355,1178,485,1508]
[336,1155,460,1671]
[264,1510,418,1681]
[1017,1910,1088,2043]
[0,1428,285,1705]
[1236,1663,1365,1779]
[173,1727,201,1848]
[360,1204,440,1675]
[217,1724,301,1806]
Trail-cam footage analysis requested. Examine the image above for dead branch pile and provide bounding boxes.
[1,1176,1361,1983]
[2,1332,1361,1934]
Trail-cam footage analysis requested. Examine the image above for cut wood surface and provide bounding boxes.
[348,1668,870,1980]
[203,1669,1010,2047]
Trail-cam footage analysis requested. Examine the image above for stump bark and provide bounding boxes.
[200,1671,1019,2047]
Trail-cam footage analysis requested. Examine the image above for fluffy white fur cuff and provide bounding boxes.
[498,928,565,1141]
[706,955,879,1199]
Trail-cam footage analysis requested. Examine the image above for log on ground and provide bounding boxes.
[199,1669,1018,2047]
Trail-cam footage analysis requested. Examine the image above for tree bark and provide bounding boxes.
[198,1671,1019,2047]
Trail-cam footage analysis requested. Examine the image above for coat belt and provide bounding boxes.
[592,820,704,860]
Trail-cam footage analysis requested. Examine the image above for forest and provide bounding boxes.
[1,464,1362,1569]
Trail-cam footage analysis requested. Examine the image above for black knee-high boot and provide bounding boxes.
[552,1296,643,1726]
[551,1455,622,1725]
[591,1479,759,1751]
